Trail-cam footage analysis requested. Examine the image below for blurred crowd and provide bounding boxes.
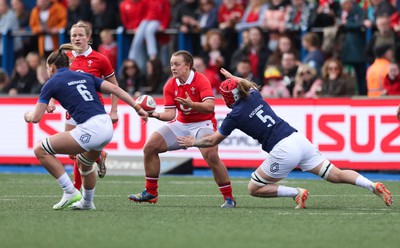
[1,0,400,98]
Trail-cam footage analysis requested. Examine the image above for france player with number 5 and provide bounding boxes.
[178,68,393,209]
[24,44,148,210]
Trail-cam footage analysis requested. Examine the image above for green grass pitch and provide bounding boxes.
[0,174,399,248]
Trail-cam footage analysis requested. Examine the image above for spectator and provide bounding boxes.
[292,63,323,98]
[144,58,165,94]
[30,62,49,94]
[199,29,228,78]
[118,59,146,97]
[314,0,341,28]
[280,51,299,95]
[383,61,400,95]
[119,0,144,31]
[261,66,291,98]
[10,0,32,56]
[283,0,316,33]
[233,57,258,83]
[0,69,10,94]
[98,29,117,70]
[320,58,351,96]
[0,0,23,66]
[90,0,119,50]
[365,14,400,65]
[268,33,299,67]
[262,0,290,51]
[6,57,37,95]
[235,0,268,32]
[301,32,325,74]
[66,0,92,31]
[230,26,270,85]
[217,0,244,52]
[366,43,393,97]
[29,0,67,58]
[363,0,396,30]
[193,56,221,95]
[338,0,367,95]
[26,51,42,72]
[127,0,171,72]
[197,0,219,34]
[171,0,201,55]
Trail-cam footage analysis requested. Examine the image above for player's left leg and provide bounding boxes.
[308,160,393,206]
[70,152,99,210]
[199,145,236,208]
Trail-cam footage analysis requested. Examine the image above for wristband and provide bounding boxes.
[134,103,142,112]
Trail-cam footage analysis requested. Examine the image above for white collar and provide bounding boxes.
[175,70,194,86]
[72,46,93,57]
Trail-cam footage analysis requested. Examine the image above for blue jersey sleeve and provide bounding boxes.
[38,78,54,104]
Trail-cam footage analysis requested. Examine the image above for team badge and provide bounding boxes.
[87,59,93,67]
[80,133,91,143]
[190,87,196,95]
[270,162,279,173]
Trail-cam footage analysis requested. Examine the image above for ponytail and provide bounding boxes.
[47,43,79,69]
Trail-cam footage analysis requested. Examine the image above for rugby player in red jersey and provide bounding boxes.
[129,50,236,208]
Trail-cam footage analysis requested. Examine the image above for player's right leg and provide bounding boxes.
[129,131,169,204]
[33,133,85,210]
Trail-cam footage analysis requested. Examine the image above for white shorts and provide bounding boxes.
[157,120,215,151]
[70,114,113,151]
[260,132,325,178]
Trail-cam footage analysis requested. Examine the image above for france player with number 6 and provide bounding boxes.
[177,68,393,209]
[24,44,148,210]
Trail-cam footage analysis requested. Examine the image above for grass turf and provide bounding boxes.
[0,174,399,248]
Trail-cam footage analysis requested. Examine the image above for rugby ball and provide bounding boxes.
[135,95,156,113]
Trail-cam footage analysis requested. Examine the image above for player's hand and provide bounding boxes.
[46,104,56,113]
[396,104,400,121]
[109,111,119,123]
[175,92,194,108]
[69,154,76,160]
[220,68,234,79]
[149,111,160,119]
[137,108,149,122]
[24,111,32,123]
[177,135,195,148]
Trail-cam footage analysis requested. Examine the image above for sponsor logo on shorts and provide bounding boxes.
[270,162,279,173]
[80,133,91,143]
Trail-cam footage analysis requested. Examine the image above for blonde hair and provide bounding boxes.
[236,78,260,99]
[70,21,93,44]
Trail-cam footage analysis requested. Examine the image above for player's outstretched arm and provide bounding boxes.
[101,80,148,122]
[24,102,48,123]
[220,68,241,82]
[107,75,119,123]
[177,131,226,148]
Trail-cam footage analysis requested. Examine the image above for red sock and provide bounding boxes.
[73,159,82,190]
[145,177,159,196]
[219,182,234,200]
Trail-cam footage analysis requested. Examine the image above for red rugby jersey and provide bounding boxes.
[163,71,216,124]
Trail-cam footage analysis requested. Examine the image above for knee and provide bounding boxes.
[143,139,163,156]
[247,182,259,197]
[33,141,46,158]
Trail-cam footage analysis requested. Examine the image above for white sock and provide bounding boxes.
[277,185,298,197]
[57,172,76,194]
[355,175,373,192]
[82,187,95,205]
